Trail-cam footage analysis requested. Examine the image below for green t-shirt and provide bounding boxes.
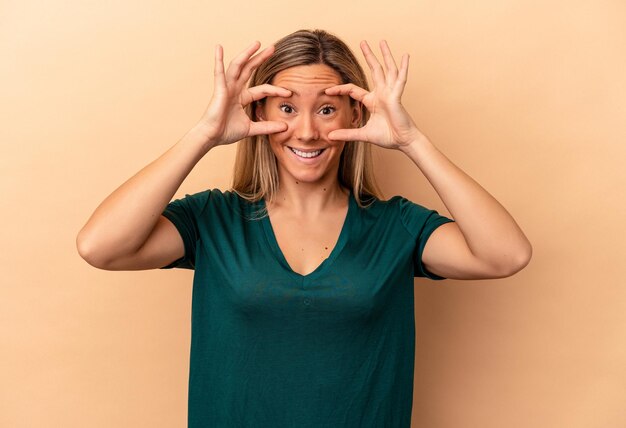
[161,189,454,427]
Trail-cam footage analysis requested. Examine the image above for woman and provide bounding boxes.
[77,29,531,427]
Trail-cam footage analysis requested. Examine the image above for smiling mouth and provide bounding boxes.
[289,147,325,158]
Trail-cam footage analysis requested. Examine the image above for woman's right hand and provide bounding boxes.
[195,41,291,148]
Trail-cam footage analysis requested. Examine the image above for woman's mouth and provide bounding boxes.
[288,147,325,158]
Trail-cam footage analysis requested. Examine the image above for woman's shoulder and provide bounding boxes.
[175,188,244,203]
[353,194,403,223]
[357,194,446,226]
[168,188,243,213]
[369,194,434,211]
[357,194,412,212]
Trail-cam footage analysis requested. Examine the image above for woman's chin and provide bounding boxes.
[279,167,335,187]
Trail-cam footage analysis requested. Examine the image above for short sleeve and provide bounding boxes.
[159,190,211,270]
[397,197,455,280]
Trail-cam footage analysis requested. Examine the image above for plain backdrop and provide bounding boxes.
[1,0,625,427]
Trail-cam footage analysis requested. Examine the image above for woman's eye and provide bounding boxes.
[320,106,336,115]
[279,104,294,114]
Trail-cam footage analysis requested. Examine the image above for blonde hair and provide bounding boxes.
[231,29,382,208]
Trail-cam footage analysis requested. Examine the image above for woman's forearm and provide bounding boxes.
[76,125,214,264]
[400,133,532,270]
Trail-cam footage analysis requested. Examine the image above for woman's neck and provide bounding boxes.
[268,176,349,216]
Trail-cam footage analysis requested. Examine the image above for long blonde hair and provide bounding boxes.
[231,29,382,208]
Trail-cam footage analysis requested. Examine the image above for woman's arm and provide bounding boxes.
[76,126,211,270]
[326,40,531,280]
[76,42,290,270]
[399,134,532,279]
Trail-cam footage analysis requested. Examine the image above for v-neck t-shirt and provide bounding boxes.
[160,189,454,427]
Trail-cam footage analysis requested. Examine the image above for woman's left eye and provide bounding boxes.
[319,105,336,115]
[279,103,294,114]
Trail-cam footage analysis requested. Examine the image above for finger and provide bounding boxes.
[360,40,385,86]
[238,45,276,83]
[242,84,292,105]
[226,41,261,81]
[379,40,398,82]
[325,84,369,102]
[213,44,226,88]
[328,127,367,142]
[396,53,410,93]
[248,120,288,137]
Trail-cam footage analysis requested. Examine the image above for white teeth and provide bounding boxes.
[290,148,323,158]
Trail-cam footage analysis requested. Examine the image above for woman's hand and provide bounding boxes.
[325,40,422,150]
[195,41,291,148]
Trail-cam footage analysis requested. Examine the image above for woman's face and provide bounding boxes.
[257,63,360,187]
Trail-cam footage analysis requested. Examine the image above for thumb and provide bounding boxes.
[328,128,367,142]
[249,120,288,137]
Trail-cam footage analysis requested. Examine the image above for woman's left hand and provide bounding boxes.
[325,40,423,150]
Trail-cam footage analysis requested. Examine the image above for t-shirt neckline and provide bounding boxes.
[259,190,354,280]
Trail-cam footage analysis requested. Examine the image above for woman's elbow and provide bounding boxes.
[76,231,113,270]
[498,241,533,278]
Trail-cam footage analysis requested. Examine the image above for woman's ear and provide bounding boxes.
[350,102,362,127]
[255,103,265,121]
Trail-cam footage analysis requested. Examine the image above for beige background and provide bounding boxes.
[2,0,625,427]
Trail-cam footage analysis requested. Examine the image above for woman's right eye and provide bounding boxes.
[279,104,294,114]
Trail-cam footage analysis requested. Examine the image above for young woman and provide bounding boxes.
[77,29,531,427]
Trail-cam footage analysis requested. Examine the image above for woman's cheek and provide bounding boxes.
[269,120,293,144]
[321,118,347,140]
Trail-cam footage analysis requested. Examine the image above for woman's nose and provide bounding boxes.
[294,114,319,142]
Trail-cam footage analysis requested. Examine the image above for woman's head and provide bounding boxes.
[232,29,381,207]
